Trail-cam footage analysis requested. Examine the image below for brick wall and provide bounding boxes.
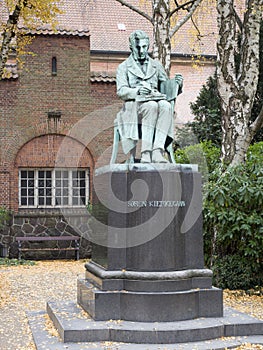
[0,171,10,208]
[90,81,119,109]
[15,134,94,169]
[0,34,95,212]
[0,34,97,257]
[170,57,216,125]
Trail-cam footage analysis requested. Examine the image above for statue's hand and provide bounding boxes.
[138,86,152,95]
[174,74,183,87]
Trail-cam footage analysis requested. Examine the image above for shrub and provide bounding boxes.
[0,258,35,266]
[247,141,263,164]
[212,254,261,290]
[203,144,263,289]
[0,207,10,228]
[174,141,220,175]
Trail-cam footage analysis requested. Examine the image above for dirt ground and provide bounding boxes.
[0,260,262,350]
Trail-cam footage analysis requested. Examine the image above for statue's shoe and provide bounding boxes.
[152,149,168,163]
[140,151,151,163]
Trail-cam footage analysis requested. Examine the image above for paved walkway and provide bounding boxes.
[0,260,262,350]
[0,260,85,350]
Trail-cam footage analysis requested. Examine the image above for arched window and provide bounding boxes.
[16,135,94,208]
[52,56,57,75]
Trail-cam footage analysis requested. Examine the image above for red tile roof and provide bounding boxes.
[86,0,152,52]
[1,0,216,55]
[0,0,89,78]
[85,0,217,56]
[1,0,218,80]
[0,0,89,37]
[90,71,116,83]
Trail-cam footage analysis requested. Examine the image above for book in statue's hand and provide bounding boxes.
[136,91,167,102]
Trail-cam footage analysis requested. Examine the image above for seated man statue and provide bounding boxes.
[116,29,183,163]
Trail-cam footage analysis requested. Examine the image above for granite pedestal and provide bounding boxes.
[44,165,263,347]
[77,164,223,323]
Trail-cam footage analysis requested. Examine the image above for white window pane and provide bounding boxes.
[20,168,89,208]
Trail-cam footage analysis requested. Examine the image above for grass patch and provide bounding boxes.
[0,258,36,266]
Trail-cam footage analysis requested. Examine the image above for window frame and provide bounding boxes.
[19,168,90,208]
[52,56,57,75]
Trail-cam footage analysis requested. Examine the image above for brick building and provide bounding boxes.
[0,0,217,258]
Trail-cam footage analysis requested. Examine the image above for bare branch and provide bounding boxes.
[114,0,153,24]
[233,7,242,31]
[190,15,201,39]
[170,0,203,38]
[169,0,196,18]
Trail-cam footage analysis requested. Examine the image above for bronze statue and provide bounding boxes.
[115,30,183,163]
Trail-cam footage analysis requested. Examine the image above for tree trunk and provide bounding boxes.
[217,0,262,166]
[115,0,204,78]
[152,0,171,76]
[0,0,25,79]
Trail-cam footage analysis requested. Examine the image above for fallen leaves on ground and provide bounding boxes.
[0,260,262,350]
[44,313,60,338]
[224,289,263,320]
[0,260,86,350]
[236,345,263,350]
[0,274,13,308]
[224,289,263,350]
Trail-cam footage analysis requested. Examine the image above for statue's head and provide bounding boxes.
[129,30,150,61]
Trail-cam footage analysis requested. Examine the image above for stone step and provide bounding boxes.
[47,301,263,344]
[28,310,263,350]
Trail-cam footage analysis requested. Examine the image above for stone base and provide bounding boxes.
[77,279,222,322]
[83,168,224,323]
[46,301,263,345]
[77,261,223,322]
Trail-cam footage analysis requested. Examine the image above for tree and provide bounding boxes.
[179,31,263,147]
[217,0,263,165]
[114,0,205,75]
[174,74,222,147]
[115,0,263,164]
[0,0,62,79]
[252,20,263,137]
[188,74,221,146]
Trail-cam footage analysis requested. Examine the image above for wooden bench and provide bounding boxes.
[16,236,80,260]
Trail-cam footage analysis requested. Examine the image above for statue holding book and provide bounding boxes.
[115,30,183,163]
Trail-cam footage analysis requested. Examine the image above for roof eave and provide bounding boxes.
[91,50,216,60]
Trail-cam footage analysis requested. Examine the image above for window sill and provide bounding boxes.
[17,207,88,217]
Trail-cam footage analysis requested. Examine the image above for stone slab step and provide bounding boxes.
[28,310,263,350]
[46,301,263,344]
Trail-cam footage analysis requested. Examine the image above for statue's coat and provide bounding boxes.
[116,54,174,154]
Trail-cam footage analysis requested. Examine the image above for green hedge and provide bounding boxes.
[174,140,220,175]
[0,207,10,228]
[175,142,263,289]
[205,143,263,289]
[0,258,35,266]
